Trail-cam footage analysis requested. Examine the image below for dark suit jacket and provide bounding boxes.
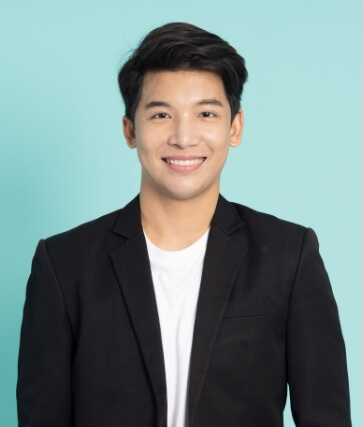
[17,195,351,426]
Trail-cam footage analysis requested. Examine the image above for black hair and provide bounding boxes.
[118,22,248,123]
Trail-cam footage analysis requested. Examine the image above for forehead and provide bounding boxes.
[138,70,227,105]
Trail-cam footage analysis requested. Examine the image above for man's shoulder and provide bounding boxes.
[44,196,140,250]
[228,200,308,244]
[45,209,121,247]
[224,200,316,263]
[232,201,305,230]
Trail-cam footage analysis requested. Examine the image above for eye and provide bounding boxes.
[199,111,216,118]
[151,112,171,119]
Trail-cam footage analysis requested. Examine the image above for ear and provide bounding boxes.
[123,116,137,149]
[229,109,244,148]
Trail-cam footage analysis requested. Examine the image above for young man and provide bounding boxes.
[17,23,351,427]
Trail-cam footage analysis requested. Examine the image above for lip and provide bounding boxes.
[162,156,206,172]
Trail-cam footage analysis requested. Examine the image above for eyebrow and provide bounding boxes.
[197,98,224,107]
[144,101,171,110]
[144,98,224,109]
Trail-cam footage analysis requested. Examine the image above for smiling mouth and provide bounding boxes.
[163,158,206,166]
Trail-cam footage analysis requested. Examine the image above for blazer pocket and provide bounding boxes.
[223,299,276,318]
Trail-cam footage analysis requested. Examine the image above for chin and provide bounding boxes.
[162,184,213,202]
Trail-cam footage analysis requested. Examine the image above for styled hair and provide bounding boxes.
[118,22,248,123]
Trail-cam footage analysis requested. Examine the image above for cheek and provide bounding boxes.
[135,132,155,155]
[136,124,166,151]
[136,146,153,169]
[135,137,162,171]
[208,137,231,159]
[203,125,231,147]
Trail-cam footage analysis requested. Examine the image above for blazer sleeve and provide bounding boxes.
[17,239,74,426]
[287,228,351,426]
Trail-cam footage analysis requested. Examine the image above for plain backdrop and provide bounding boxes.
[1,1,362,425]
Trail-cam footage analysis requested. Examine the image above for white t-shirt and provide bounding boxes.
[144,229,209,427]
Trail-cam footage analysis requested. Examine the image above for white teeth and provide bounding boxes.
[166,158,204,166]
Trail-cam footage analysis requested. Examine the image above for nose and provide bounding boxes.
[167,115,199,148]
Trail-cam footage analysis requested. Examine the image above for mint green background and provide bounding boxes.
[1,1,362,425]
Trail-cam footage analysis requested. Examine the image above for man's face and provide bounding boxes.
[123,70,243,202]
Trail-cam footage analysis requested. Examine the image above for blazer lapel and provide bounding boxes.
[188,195,248,425]
[110,197,167,427]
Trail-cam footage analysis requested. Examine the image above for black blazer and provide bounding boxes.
[17,195,351,426]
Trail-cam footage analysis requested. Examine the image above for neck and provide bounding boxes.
[140,189,219,251]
